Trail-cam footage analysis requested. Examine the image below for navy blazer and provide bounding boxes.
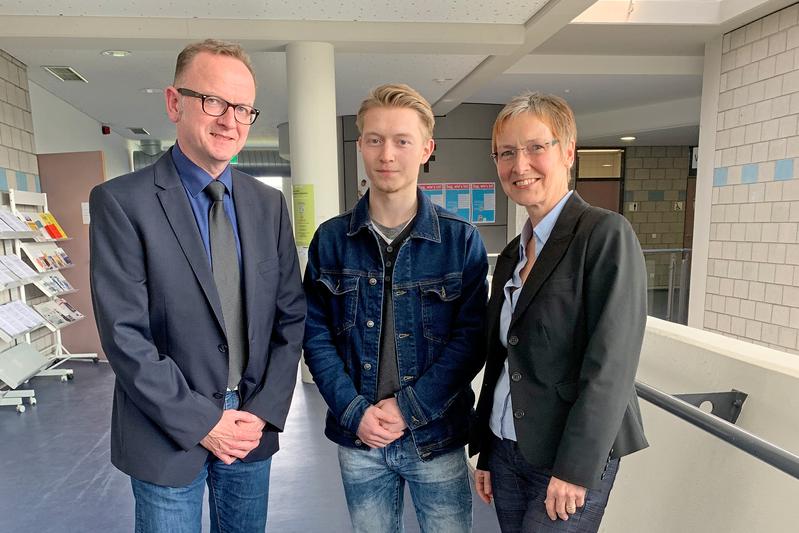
[90,149,306,486]
[470,193,648,490]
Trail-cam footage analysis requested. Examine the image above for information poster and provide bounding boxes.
[419,184,445,208]
[445,183,471,220]
[470,183,496,223]
[292,184,315,246]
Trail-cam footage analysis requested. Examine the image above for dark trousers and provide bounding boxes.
[485,434,619,533]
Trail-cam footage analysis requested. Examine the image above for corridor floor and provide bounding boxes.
[0,361,501,532]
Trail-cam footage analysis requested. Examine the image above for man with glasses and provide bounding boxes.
[89,39,305,533]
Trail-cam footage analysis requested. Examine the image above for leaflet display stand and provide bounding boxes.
[0,213,41,412]
[9,189,97,384]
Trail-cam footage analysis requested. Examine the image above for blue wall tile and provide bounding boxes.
[14,171,28,191]
[624,191,633,202]
[741,163,759,184]
[649,190,665,201]
[0,170,9,192]
[775,158,794,181]
[33,175,40,193]
[713,167,728,186]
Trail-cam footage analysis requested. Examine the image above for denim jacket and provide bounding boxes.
[303,188,488,458]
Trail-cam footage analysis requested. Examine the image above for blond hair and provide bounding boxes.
[356,84,435,140]
[174,39,256,87]
[492,91,576,161]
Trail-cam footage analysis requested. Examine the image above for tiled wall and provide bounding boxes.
[624,146,689,288]
[0,50,40,193]
[709,4,799,352]
[0,50,49,354]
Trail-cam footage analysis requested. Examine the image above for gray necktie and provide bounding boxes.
[205,180,247,390]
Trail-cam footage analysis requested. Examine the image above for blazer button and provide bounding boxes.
[218,344,228,353]
[513,409,525,419]
[369,277,377,285]
[511,372,522,382]
[508,336,519,346]
[213,392,224,399]
[363,363,372,371]
[366,320,375,328]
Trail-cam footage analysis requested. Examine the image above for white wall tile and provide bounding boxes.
[764,13,781,36]
[762,322,780,343]
[777,49,796,74]
[760,56,777,81]
[769,243,787,263]
[773,304,791,325]
[780,5,799,31]
[739,243,754,262]
[746,320,763,340]
[720,278,734,296]
[741,299,756,318]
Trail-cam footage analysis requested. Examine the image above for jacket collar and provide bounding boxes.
[347,187,441,243]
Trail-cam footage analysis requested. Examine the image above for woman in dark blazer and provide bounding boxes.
[469,91,649,533]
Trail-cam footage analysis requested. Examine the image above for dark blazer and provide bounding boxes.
[470,193,648,490]
[90,149,306,486]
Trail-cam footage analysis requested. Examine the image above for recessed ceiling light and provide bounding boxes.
[620,136,636,141]
[140,88,163,94]
[101,50,131,57]
[564,89,571,93]
[602,164,612,167]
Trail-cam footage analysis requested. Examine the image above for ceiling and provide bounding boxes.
[0,0,790,147]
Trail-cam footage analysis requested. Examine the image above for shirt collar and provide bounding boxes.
[349,188,441,243]
[519,190,573,258]
[171,141,233,198]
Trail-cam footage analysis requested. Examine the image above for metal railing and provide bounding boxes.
[636,381,799,480]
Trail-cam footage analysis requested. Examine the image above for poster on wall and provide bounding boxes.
[445,184,471,220]
[470,183,496,224]
[292,184,315,247]
[419,184,445,208]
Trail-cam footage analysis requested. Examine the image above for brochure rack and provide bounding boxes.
[9,189,97,387]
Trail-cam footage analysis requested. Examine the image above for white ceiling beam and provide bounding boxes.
[0,16,523,55]
[508,54,704,75]
[577,96,701,140]
[574,1,720,25]
[431,0,598,115]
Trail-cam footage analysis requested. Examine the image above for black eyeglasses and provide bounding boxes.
[177,88,260,125]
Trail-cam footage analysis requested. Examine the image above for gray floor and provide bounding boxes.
[0,361,500,532]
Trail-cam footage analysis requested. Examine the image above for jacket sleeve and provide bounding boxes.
[302,229,371,435]
[89,185,221,451]
[396,226,488,429]
[241,194,306,431]
[551,212,647,489]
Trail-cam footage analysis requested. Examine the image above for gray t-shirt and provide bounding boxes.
[371,217,414,401]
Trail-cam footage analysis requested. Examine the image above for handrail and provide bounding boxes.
[635,381,799,480]
[641,248,691,254]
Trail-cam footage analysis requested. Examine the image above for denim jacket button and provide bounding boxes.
[354,439,362,446]
[363,363,372,371]
[369,277,377,285]
[366,320,375,328]
[386,245,393,253]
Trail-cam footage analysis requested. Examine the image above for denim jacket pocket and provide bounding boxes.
[317,272,359,335]
[421,275,462,343]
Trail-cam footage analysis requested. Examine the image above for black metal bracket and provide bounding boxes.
[674,389,748,424]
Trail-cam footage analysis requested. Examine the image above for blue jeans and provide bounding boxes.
[338,436,472,533]
[485,435,618,533]
[130,391,272,533]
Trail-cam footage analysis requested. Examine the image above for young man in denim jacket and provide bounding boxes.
[303,84,488,533]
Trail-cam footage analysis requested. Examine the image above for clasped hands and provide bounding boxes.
[475,470,586,521]
[200,409,266,464]
[355,397,407,448]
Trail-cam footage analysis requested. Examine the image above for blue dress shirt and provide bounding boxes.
[489,190,573,441]
[171,142,242,268]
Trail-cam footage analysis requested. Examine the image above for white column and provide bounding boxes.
[687,35,722,329]
[286,41,340,383]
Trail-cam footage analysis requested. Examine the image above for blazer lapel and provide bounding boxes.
[509,193,590,329]
[153,152,225,332]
